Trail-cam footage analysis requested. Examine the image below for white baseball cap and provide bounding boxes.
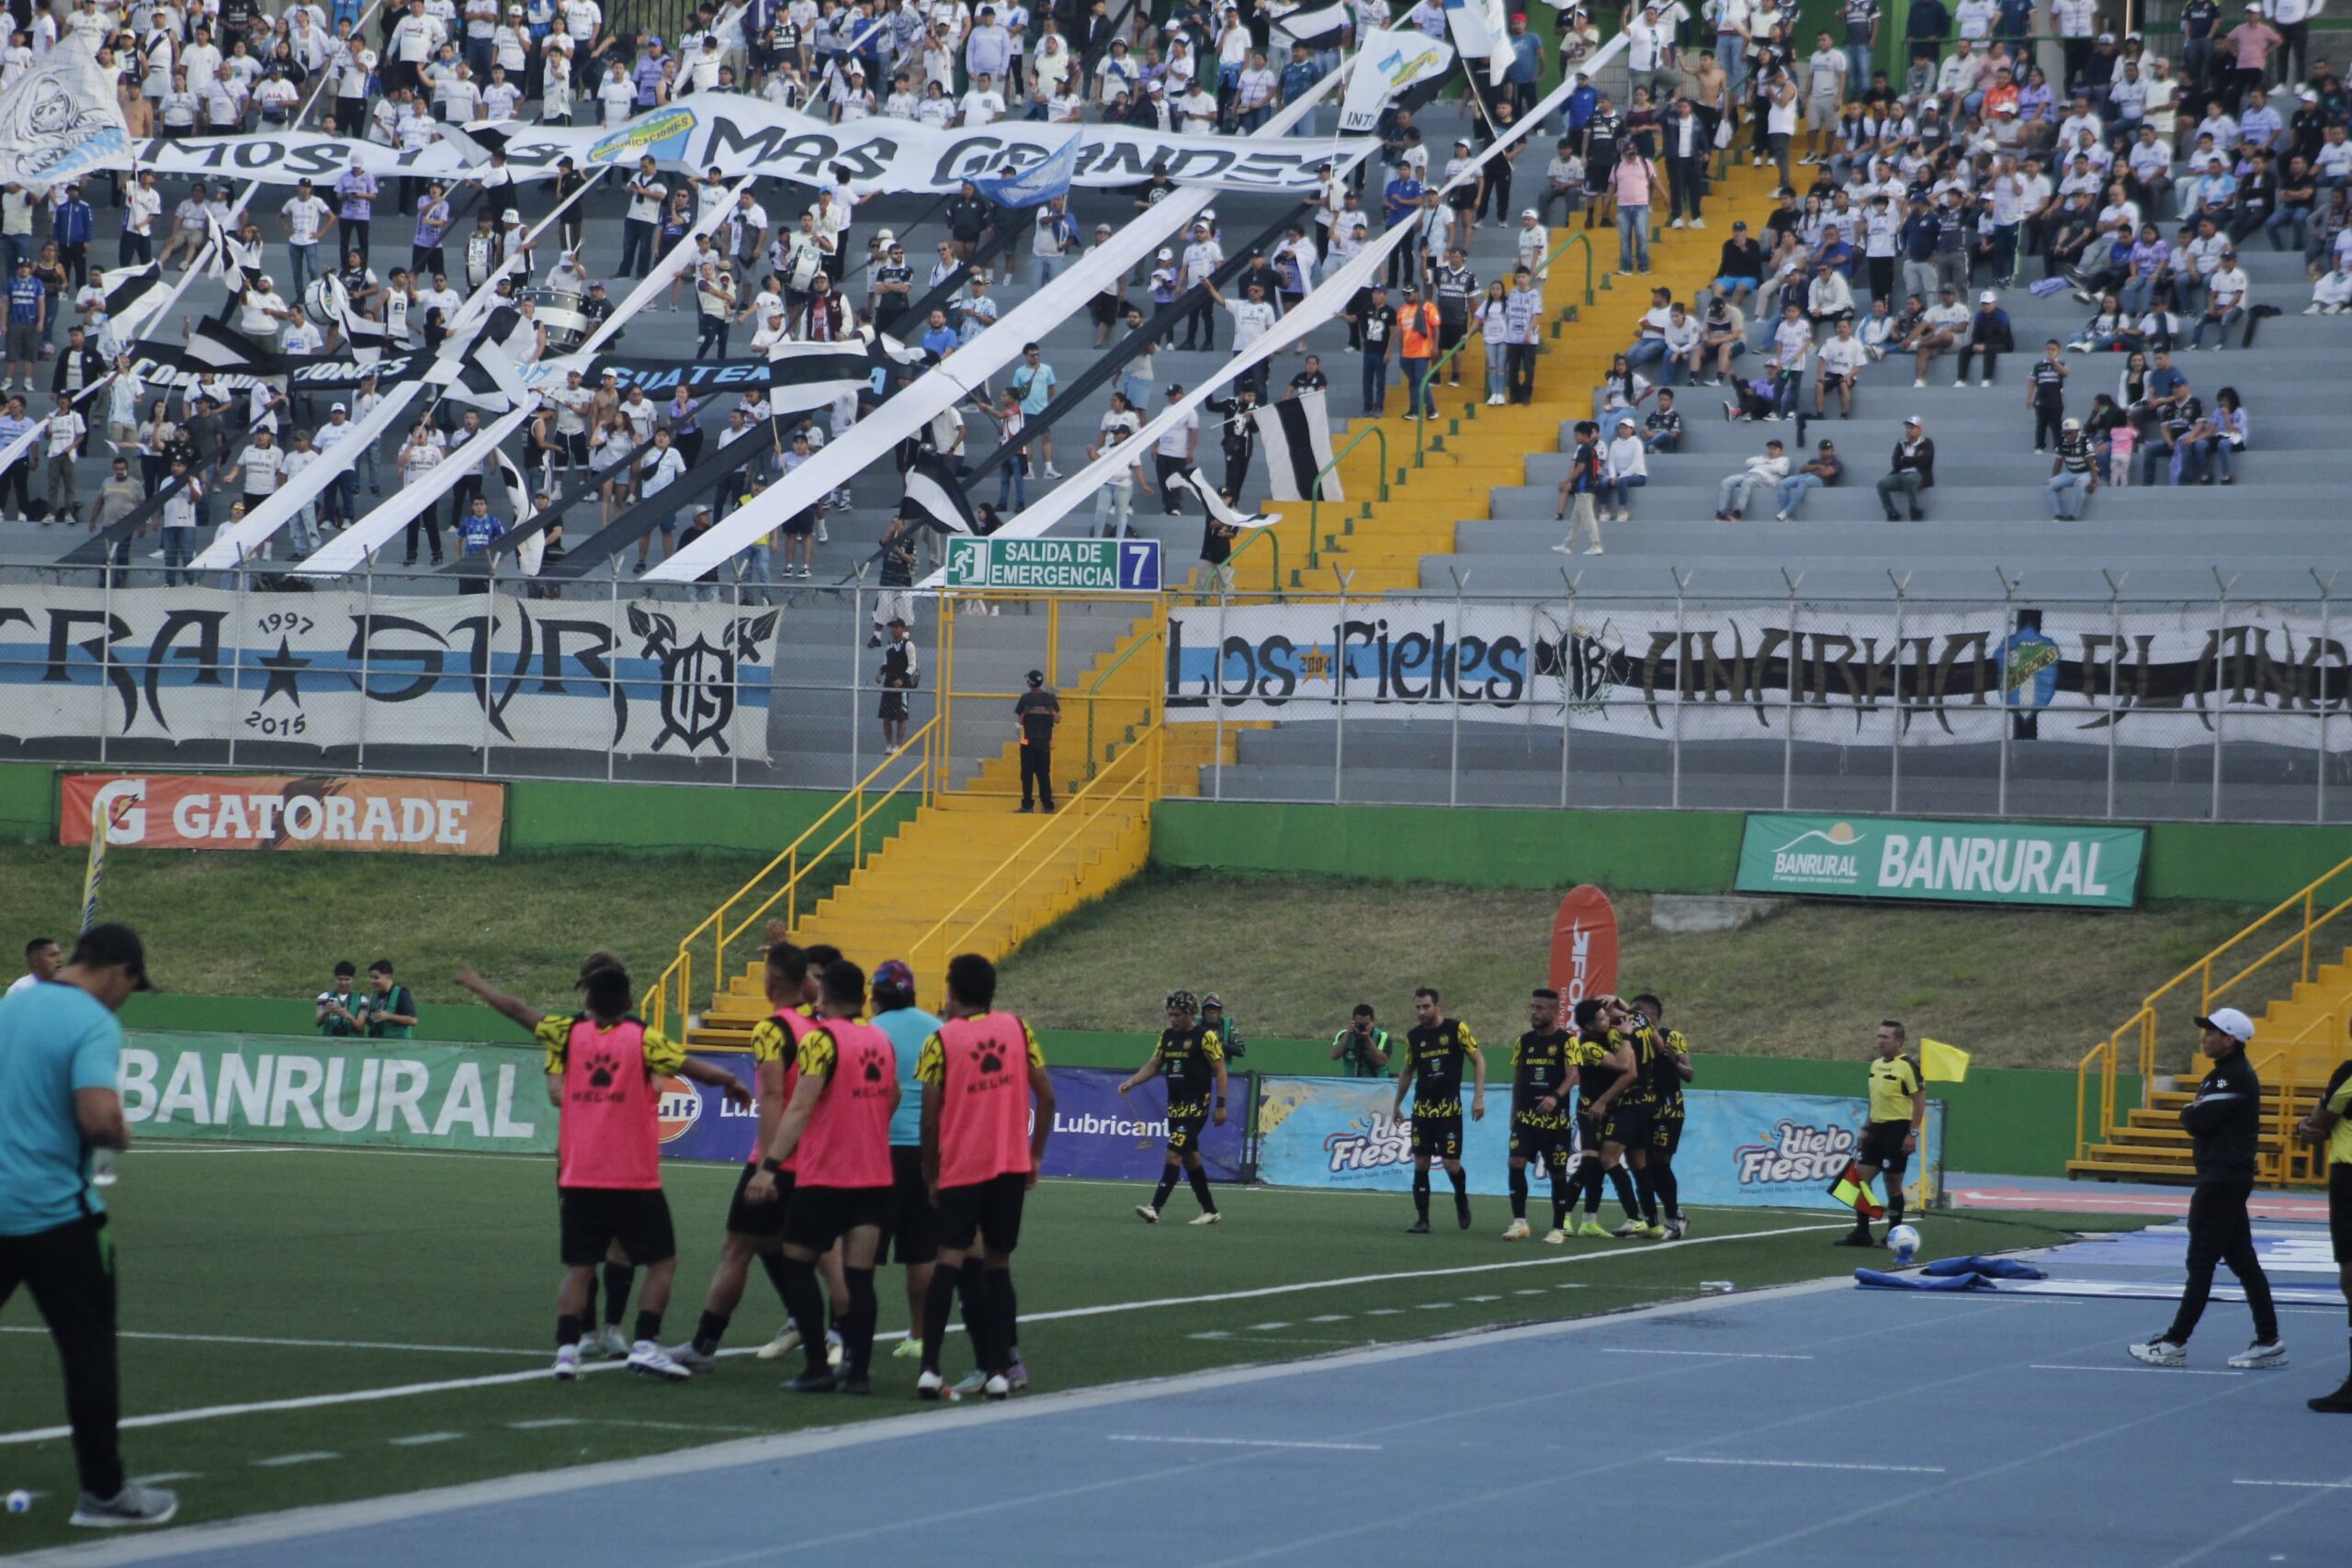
[2196,1007,2255,1043]
[1979,288,1997,302]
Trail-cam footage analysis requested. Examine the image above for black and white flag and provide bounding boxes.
[101,262,171,334]
[899,450,980,536]
[1250,388,1340,502]
[182,315,290,376]
[1165,466,1282,528]
[1271,1,1350,47]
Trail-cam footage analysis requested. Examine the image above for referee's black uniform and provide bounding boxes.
[2138,1011,2281,1364]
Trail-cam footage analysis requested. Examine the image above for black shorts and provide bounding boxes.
[1586,156,1616,194]
[1858,1119,1913,1175]
[1411,1111,1464,1160]
[560,1187,675,1268]
[781,508,817,537]
[2333,1165,2352,1264]
[783,1183,891,1255]
[879,690,910,721]
[935,1169,1027,1256]
[1089,295,1120,326]
[879,1145,939,1266]
[1601,1102,1655,1150]
[1577,1111,1605,1156]
[724,1161,792,1240]
[1650,1113,1685,1159]
[1167,1102,1210,1155]
[1510,1119,1571,1172]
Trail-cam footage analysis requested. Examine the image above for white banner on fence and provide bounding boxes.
[137,95,1367,192]
[0,587,776,761]
[1162,600,2352,746]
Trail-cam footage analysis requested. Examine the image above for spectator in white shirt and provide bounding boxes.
[1599,415,1648,521]
[1813,316,1867,415]
[1713,437,1788,521]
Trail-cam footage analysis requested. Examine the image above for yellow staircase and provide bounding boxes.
[2071,855,2352,1187]
[1224,164,1789,599]
[649,608,1176,1043]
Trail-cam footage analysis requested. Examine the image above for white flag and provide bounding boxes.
[0,38,133,188]
[1340,30,1458,134]
[1442,0,1495,61]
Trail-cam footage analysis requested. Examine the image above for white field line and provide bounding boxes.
[0,1222,1845,1447]
[1,1328,542,1358]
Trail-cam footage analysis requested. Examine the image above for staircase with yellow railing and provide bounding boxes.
[648,606,1174,1043]
[1219,163,1790,601]
[2072,855,2352,1187]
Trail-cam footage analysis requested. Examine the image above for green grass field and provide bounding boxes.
[0,1146,2130,1550]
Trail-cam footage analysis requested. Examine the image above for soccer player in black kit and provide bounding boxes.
[1632,992,1695,1239]
[1393,987,1487,1234]
[1567,997,1643,1235]
[1503,987,1577,1244]
[1119,988,1228,1226]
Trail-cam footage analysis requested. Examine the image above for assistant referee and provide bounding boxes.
[1838,1021,1923,1248]
[0,924,177,1529]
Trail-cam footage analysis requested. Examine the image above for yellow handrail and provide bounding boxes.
[1542,229,1596,307]
[2079,852,2352,1174]
[2074,1040,2110,1168]
[1227,422,1393,592]
[1414,336,1473,466]
[905,724,1164,1004]
[1083,626,1163,780]
[643,717,939,1036]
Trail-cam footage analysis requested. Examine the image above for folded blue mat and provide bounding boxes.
[1855,1269,1998,1291]
[1923,1255,2047,1280]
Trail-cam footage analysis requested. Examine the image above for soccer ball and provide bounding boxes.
[1887,1224,1921,1264]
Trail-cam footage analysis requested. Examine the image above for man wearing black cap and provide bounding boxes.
[2131,1007,2286,1371]
[0,923,177,1528]
[1014,669,1059,813]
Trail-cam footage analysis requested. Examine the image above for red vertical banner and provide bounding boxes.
[1547,885,1619,1008]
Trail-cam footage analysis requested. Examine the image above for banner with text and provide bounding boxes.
[1735,814,2145,908]
[0,588,774,761]
[61,773,504,855]
[1255,1077,1941,1207]
[138,96,1363,192]
[645,1063,1249,1180]
[1162,602,2351,747]
[1039,1066,1250,1183]
[120,1032,554,1153]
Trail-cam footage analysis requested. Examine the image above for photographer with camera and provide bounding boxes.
[1330,1003,1392,1078]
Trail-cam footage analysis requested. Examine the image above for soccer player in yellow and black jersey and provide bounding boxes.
[1567,997,1644,1236]
[1504,987,1576,1244]
[1119,989,1228,1225]
[1394,987,1487,1234]
[2295,1034,2352,1413]
[1840,1020,1925,1247]
[1588,995,1667,1239]
[670,942,810,1372]
[1632,992,1695,1240]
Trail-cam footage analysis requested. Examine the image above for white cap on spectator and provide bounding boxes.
[1905,414,1922,426]
[1521,208,1537,218]
[1159,247,1173,259]
[1979,289,1996,302]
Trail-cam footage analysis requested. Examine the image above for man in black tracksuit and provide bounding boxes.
[2131,1007,2286,1371]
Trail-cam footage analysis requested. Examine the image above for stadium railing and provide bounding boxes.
[902,720,1163,1004]
[2077,851,2352,1180]
[643,716,940,1038]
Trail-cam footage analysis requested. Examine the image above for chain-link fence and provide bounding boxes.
[1164,585,2352,826]
[0,562,1161,802]
[9,567,2346,823]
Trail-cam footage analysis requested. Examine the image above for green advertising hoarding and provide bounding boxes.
[119,1032,557,1153]
[1735,815,2145,908]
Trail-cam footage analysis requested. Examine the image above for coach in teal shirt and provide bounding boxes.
[0,922,177,1527]
[869,959,944,1359]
